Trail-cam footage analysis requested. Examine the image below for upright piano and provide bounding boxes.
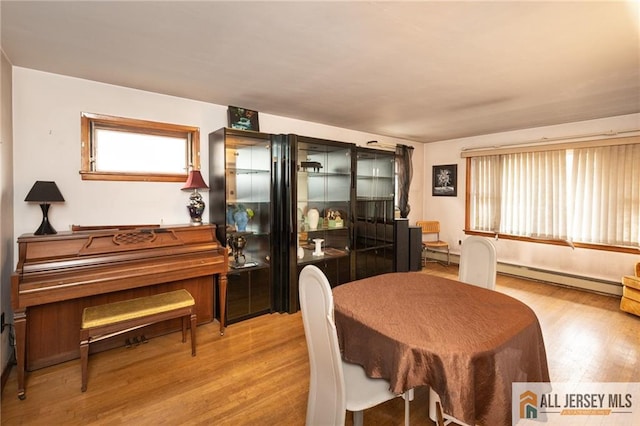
[11,224,228,399]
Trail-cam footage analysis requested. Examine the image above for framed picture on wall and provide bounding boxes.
[227,106,259,131]
[432,164,457,196]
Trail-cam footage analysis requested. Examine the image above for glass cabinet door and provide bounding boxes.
[357,150,395,201]
[209,128,272,324]
[294,137,353,286]
[224,135,271,268]
[355,148,396,279]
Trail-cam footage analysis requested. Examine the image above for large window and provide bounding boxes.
[80,113,200,182]
[465,137,639,252]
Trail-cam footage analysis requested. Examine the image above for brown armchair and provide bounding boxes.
[620,262,640,317]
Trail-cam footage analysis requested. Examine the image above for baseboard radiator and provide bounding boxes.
[428,252,622,297]
[497,262,622,297]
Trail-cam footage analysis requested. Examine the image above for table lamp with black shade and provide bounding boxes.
[182,169,209,225]
[24,181,65,235]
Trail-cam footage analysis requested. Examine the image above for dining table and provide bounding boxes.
[332,272,550,426]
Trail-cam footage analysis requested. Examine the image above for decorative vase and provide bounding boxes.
[226,206,235,226]
[307,208,320,230]
[187,192,205,225]
[234,210,249,231]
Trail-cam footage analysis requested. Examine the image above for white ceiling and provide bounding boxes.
[2,1,639,143]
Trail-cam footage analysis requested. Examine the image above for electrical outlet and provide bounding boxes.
[458,240,462,245]
[1,312,4,333]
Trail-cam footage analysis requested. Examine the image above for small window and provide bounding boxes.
[80,112,200,182]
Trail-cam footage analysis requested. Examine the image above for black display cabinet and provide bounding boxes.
[210,129,400,320]
[209,128,273,324]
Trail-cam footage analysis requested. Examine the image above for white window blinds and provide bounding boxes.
[468,138,639,248]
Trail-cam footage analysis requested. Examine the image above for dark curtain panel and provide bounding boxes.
[396,144,414,218]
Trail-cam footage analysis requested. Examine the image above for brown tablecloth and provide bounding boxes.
[333,272,550,426]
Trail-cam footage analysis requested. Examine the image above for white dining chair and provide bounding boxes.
[458,236,497,290]
[299,265,413,426]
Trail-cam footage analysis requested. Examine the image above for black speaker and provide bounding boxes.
[409,226,422,271]
[394,219,409,272]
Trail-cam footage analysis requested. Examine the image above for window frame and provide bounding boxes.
[80,112,200,182]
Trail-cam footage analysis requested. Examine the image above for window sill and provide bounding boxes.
[464,230,639,254]
[79,171,187,183]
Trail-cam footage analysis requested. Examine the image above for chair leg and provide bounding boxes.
[189,313,197,356]
[80,339,89,392]
[435,402,445,426]
[403,388,414,426]
[428,386,471,426]
[405,397,410,426]
[353,410,364,426]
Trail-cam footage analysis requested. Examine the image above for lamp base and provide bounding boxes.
[187,191,205,225]
[34,203,57,235]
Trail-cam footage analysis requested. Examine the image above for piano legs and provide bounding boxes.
[13,309,26,400]
[219,274,228,336]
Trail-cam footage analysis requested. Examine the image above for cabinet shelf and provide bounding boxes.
[357,175,393,180]
[301,226,349,233]
[296,247,349,264]
[229,260,268,270]
[228,168,270,175]
[356,196,394,201]
[297,199,350,204]
[300,171,351,177]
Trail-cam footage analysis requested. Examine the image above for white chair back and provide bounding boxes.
[299,265,347,425]
[458,236,497,290]
[300,265,413,426]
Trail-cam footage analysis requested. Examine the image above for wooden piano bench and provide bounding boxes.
[80,289,197,392]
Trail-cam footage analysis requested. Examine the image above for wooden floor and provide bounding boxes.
[2,265,639,425]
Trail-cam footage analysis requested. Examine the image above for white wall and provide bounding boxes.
[1,52,15,375]
[422,113,640,285]
[12,67,423,251]
[13,66,637,292]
